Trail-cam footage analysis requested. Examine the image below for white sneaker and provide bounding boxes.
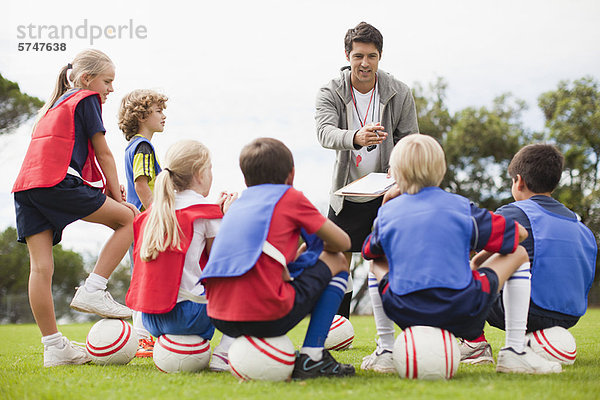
[209,351,229,372]
[70,286,132,319]
[496,346,562,374]
[459,339,494,364]
[44,337,91,367]
[360,340,395,373]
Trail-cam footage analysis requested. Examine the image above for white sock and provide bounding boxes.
[42,332,64,348]
[368,272,395,351]
[300,346,324,362]
[84,273,108,292]
[132,311,150,340]
[503,262,531,352]
[215,334,235,353]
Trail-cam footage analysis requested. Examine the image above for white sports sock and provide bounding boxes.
[368,272,395,351]
[300,346,324,362]
[215,334,235,353]
[132,311,150,339]
[42,332,64,348]
[503,262,531,352]
[84,273,108,293]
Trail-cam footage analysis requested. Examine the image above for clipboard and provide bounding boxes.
[334,172,395,197]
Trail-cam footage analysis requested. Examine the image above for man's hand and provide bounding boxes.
[353,123,387,148]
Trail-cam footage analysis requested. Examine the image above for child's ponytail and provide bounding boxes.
[37,49,114,120]
[140,170,180,261]
[140,140,212,261]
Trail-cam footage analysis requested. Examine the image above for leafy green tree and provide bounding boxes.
[538,76,600,304]
[0,227,87,323]
[0,73,43,134]
[415,80,532,210]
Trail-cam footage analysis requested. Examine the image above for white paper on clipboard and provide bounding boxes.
[334,172,395,197]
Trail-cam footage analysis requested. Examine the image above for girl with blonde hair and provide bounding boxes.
[12,49,139,367]
[126,140,237,372]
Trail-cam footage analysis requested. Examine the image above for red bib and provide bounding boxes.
[126,204,223,314]
[12,90,105,193]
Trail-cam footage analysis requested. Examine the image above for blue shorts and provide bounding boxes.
[486,295,580,332]
[14,175,106,245]
[142,300,215,339]
[380,267,499,340]
[211,259,332,338]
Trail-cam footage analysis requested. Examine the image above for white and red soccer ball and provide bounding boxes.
[527,326,577,365]
[325,315,355,351]
[393,325,460,380]
[228,335,296,381]
[153,334,211,373]
[86,318,138,365]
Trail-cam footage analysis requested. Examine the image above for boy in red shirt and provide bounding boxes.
[201,137,355,379]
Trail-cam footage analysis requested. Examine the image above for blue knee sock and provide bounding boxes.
[302,271,349,350]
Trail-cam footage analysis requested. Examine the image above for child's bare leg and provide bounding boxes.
[82,197,135,278]
[477,246,529,290]
[26,230,57,336]
[319,250,350,276]
[370,257,390,283]
[70,198,134,319]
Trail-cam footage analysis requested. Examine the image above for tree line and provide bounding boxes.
[0,74,598,323]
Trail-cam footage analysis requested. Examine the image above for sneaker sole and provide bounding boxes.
[70,304,131,319]
[461,357,494,365]
[496,364,561,374]
[44,358,91,367]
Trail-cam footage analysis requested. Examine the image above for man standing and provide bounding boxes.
[315,22,418,369]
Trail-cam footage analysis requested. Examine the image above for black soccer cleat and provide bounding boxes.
[291,349,356,379]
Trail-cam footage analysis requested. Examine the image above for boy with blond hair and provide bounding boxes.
[362,134,562,374]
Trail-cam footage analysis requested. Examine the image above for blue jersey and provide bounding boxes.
[510,198,596,316]
[363,187,519,295]
[124,136,161,210]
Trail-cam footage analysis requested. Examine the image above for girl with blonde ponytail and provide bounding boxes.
[12,49,139,367]
[126,140,237,370]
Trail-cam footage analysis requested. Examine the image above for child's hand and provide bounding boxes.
[217,191,238,214]
[382,183,401,205]
[120,184,127,202]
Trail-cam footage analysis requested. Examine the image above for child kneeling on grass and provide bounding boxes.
[126,140,237,371]
[362,134,562,374]
[200,137,355,379]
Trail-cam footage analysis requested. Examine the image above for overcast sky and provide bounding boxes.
[2,0,599,255]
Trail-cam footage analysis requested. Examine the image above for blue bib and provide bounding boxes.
[378,187,473,295]
[201,184,290,280]
[124,136,161,210]
[514,199,597,316]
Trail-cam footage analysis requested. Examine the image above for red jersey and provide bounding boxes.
[205,188,327,321]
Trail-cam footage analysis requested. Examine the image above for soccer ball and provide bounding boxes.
[86,318,138,365]
[325,315,355,351]
[393,325,460,380]
[153,335,211,373]
[527,326,577,365]
[228,335,296,381]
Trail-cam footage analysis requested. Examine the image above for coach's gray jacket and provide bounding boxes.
[315,68,419,214]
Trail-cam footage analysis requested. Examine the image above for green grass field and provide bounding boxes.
[1,310,599,400]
